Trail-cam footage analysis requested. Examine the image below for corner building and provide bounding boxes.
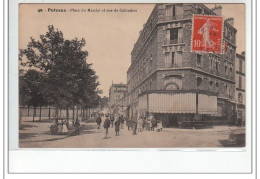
[127,4,237,127]
[109,83,128,114]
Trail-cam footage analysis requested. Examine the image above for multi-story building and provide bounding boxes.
[108,83,128,114]
[235,52,245,126]
[127,4,237,127]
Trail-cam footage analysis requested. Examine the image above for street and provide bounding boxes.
[19,117,245,148]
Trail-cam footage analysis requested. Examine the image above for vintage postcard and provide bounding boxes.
[18,3,246,148]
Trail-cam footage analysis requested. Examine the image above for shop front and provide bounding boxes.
[138,90,218,128]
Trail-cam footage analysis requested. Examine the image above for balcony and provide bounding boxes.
[163,39,184,45]
[164,14,191,21]
[165,63,181,69]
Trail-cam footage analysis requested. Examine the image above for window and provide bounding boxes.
[170,29,178,44]
[239,59,243,72]
[239,76,242,89]
[150,18,153,30]
[198,8,203,14]
[216,62,219,73]
[238,93,243,103]
[225,84,228,92]
[216,82,219,88]
[230,66,233,72]
[210,59,213,69]
[165,52,172,68]
[172,4,176,17]
[165,5,176,19]
[225,65,228,73]
[171,52,175,67]
[150,53,153,61]
[197,77,202,87]
[209,80,213,89]
[197,54,202,67]
[176,51,183,67]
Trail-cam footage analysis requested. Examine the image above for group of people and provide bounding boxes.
[129,113,163,135]
[95,112,163,139]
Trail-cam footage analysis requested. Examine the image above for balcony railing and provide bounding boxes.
[163,39,184,45]
[165,63,180,68]
[165,14,191,21]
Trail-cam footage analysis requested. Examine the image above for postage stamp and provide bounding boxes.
[191,15,224,54]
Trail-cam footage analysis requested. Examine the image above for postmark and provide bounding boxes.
[191,15,224,54]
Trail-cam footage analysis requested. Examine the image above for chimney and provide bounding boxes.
[226,17,234,26]
[211,5,222,16]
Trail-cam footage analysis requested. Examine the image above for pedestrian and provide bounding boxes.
[96,114,102,129]
[157,121,163,132]
[127,118,132,130]
[150,114,156,131]
[110,114,115,128]
[115,117,120,136]
[142,118,146,131]
[132,113,137,135]
[103,115,110,139]
[137,115,143,132]
[132,121,137,135]
[120,115,124,129]
[62,121,68,134]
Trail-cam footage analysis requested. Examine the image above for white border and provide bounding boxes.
[5,0,256,176]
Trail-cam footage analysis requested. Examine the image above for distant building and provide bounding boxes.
[108,83,128,114]
[235,52,245,126]
[126,4,238,127]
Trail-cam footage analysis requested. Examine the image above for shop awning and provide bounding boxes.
[148,92,196,113]
[198,94,217,114]
[138,91,217,114]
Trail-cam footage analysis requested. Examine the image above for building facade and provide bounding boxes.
[235,52,245,126]
[108,83,128,114]
[127,4,237,127]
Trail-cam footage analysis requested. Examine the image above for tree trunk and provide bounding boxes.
[83,108,85,121]
[48,106,51,120]
[39,105,42,122]
[33,107,36,122]
[82,108,84,121]
[27,106,30,116]
[81,108,83,121]
[54,106,58,122]
[76,106,79,122]
[66,107,69,126]
[72,107,75,124]
[59,108,62,118]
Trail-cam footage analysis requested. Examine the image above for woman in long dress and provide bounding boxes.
[62,121,68,133]
[137,116,143,132]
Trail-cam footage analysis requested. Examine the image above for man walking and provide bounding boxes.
[132,113,137,135]
[150,114,156,131]
[120,115,124,129]
[96,114,102,129]
[115,117,120,136]
[110,114,115,128]
[103,115,110,139]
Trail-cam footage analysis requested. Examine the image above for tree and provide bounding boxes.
[19,70,46,121]
[19,25,100,124]
[100,96,109,109]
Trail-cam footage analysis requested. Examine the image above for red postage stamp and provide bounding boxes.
[191,15,223,54]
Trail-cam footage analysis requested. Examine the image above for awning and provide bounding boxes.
[198,94,217,114]
[148,92,196,113]
[138,91,218,114]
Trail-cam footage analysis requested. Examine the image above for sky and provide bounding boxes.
[19,3,245,97]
